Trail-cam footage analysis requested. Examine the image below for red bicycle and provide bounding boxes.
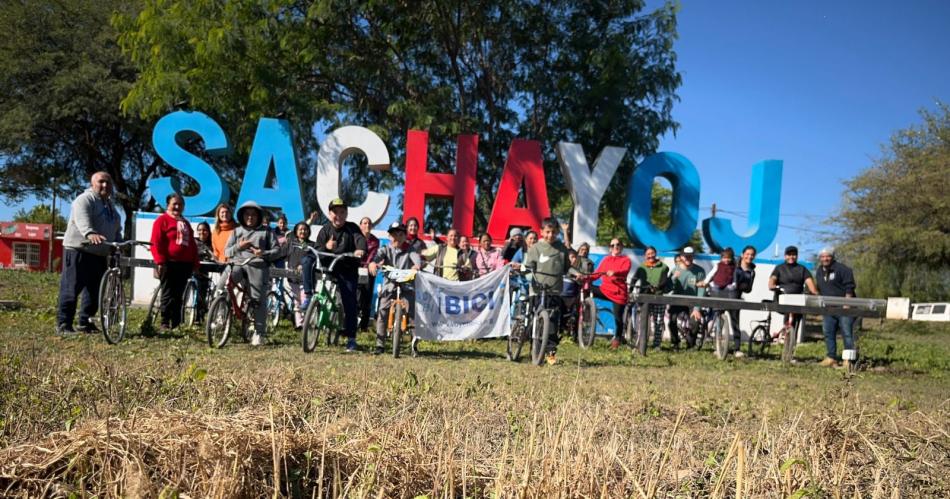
[574,272,605,349]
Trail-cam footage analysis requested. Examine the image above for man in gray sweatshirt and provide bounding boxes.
[57,172,122,335]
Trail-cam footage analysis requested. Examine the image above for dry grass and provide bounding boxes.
[0,269,948,497]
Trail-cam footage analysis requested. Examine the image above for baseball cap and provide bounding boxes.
[681,246,695,256]
[784,245,799,255]
[509,227,523,237]
[328,198,347,210]
[387,222,407,234]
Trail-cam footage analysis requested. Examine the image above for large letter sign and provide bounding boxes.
[557,142,626,245]
[626,152,701,251]
[702,160,783,253]
[150,111,230,216]
[402,130,478,235]
[315,126,391,223]
[486,139,551,241]
[236,118,305,223]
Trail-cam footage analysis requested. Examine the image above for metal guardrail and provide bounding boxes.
[630,293,886,319]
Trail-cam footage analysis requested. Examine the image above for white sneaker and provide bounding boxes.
[734,350,745,358]
[251,333,263,346]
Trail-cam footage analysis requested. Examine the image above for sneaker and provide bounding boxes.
[344,339,358,353]
[734,350,745,359]
[250,333,264,346]
[609,338,621,350]
[545,352,557,365]
[76,322,99,334]
[819,357,838,367]
[57,324,77,336]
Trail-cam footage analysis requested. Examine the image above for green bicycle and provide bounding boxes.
[301,249,356,352]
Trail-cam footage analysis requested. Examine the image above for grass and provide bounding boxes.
[0,268,948,497]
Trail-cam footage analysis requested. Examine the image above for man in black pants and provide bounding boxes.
[314,198,366,352]
[56,172,122,335]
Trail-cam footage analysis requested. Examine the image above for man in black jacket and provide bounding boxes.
[314,198,366,352]
[815,247,857,368]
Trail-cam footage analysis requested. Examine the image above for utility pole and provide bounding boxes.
[49,182,56,273]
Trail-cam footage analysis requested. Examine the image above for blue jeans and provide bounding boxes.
[822,315,855,360]
[57,249,107,328]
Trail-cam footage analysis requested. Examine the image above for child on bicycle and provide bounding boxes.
[284,221,316,329]
[224,201,282,345]
[523,218,571,364]
[368,222,422,355]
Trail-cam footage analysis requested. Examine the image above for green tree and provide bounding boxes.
[116,0,681,236]
[0,0,161,237]
[832,104,950,301]
[13,204,68,232]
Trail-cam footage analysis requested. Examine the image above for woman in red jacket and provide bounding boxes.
[594,238,632,349]
[150,193,199,329]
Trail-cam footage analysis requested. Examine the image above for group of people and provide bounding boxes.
[55,171,859,367]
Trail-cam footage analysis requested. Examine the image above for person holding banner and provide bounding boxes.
[523,219,572,364]
[369,222,422,355]
[421,229,471,281]
[474,233,504,276]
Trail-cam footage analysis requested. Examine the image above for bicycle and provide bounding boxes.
[625,282,666,356]
[97,240,151,344]
[300,250,357,352]
[205,257,263,348]
[377,266,418,358]
[506,269,531,362]
[747,288,802,363]
[676,306,731,359]
[573,272,605,349]
[266,276,296,329]
[181,261,222,327]
[523,270,563,366]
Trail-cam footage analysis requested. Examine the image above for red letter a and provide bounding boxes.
[486,139,551,241]
[403,130,477,236]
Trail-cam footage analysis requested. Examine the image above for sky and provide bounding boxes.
[651,0,950,256]
[3,0,948,258]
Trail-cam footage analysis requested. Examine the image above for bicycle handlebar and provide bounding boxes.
[85,240,150,249]
[304,247,359,273]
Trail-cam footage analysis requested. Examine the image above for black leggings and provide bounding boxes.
[160,261,193,327]
[592,287,626,340]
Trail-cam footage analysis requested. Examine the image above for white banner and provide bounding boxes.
[414,265,511,341]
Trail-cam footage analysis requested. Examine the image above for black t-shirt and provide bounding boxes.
[770,263,812,294]
[314,222,367,278]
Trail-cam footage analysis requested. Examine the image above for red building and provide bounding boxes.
[0,222,63,271]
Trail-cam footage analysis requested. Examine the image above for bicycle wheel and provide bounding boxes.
[747,325,770,358]
[99,269,127,344]
[206,295,232,348]
[182,281,199,328]
[781,321,800,364]
[713,313,731,360]
[266,291,281,329]
[240,305,253,343]
[301,299,323,352]
[392,302,403,358]
[530,309,552,366]
[577,299,597,349]
[141,281,163,335]
[507,302,527,362]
